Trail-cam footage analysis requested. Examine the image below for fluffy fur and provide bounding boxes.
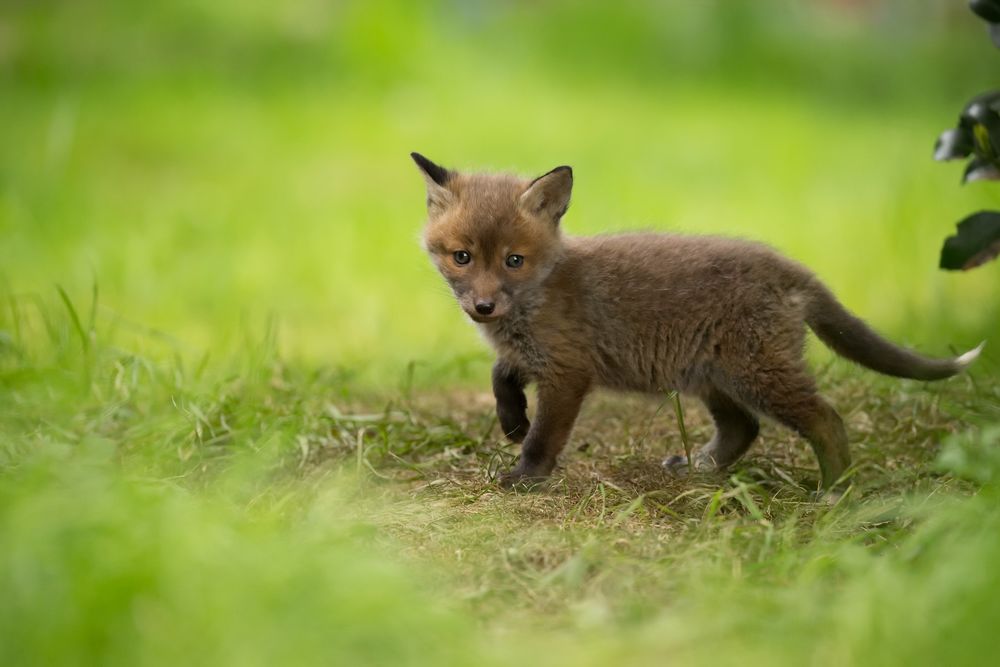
[412,153,982,489]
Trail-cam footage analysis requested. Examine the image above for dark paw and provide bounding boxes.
[497,410,530,443]
[662,454,691,475]
[497,462,551,491]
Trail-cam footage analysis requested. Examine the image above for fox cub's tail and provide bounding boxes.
[805,283,984,381]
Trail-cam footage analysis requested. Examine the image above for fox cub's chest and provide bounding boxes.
[480,316,548,373]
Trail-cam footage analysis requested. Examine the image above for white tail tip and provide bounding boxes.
[956,341,986,369]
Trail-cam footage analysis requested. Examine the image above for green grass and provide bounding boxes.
[3,2,1000,665]
[2,290,1000,666]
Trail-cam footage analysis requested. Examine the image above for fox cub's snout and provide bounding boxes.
[436,249,516,323]
[412,152,572,323]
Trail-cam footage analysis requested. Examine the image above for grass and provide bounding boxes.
[4,1,1000,664]
[2,287,1000,665]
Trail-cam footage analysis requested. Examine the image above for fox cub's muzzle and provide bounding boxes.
[459,288,510,323]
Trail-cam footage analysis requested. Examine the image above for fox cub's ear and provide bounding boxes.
[410,152,454,214]
[520,166,572,225]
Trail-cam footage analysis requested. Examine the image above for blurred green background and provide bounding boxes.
[2,0,998,386]
[4,4,1000,666]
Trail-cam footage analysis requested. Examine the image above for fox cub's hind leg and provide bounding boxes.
[777,396,850,490]
[492,360,530,443]
[664,388,759,473]
[720,364,851,489]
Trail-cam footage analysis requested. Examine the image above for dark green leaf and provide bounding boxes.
[970,0,1000,23]
[940,211,1000,270]
[934,128,974,161]
[959,91,1000,122]
[937,92,1000,177]
[963,156,1000,183]
[961,93,1000,159]
[990,22,1000,48]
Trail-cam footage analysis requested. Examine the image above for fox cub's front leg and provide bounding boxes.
[492,360,531,443]
[498,377,589,489]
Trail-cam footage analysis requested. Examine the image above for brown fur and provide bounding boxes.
[412,153,980,489]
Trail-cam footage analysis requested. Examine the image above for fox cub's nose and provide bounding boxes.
[474,300,496,315]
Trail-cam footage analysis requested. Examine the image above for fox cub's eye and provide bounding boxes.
[453,250,471,265]
[505,254,524,268]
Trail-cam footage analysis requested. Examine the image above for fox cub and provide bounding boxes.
[411,153,983,490]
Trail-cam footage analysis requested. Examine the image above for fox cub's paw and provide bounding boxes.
[497,409,530,443]
[662,453,720,476]
[497,461,552,491]
[662,454,690,476]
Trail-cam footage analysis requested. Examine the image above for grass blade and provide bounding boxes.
[88,280,99,334]
[671,390,692,466]
[55,284,89,354]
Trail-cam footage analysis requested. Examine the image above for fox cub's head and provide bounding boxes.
[411,153,572,323]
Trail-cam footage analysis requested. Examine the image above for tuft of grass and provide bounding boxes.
[2,289,1000,665]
